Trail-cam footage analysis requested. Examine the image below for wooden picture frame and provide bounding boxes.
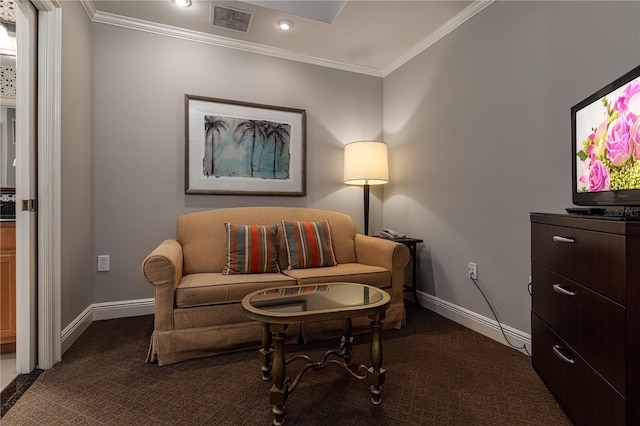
[185,95,306,196]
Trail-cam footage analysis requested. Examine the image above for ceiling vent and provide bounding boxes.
[211,4,253,33]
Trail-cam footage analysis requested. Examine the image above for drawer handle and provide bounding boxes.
[552,235,575,243]
[552,345,575,364]
[552,284,576,297]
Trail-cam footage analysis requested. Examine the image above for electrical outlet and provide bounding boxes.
[97,255,110,272]
[468,262,478,279]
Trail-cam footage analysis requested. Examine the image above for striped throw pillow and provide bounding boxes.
[281,220,337,270]
[223,223,280,274]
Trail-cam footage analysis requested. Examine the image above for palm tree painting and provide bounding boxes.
[203,116,228,176]
[202,115,291,180]
[266,123,291,179]
[233,120,268,177]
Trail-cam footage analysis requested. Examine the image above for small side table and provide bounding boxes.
[379,236,423,308]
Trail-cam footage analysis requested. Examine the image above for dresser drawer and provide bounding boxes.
[532,264,626,394]
[532,313,626,426]
[531,223,626,304]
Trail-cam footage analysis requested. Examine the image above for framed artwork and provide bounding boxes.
[185,95,306,196]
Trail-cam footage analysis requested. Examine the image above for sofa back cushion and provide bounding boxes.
[281,220,337,269]
[222,223,280,274]
[177,207,358,275]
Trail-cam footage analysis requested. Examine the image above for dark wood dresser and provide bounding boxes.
[530,213,640,425]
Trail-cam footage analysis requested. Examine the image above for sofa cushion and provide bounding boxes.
[281,220,337,269]
[282,263,390,288]
[223,223,279,274]
[175,273,297,308]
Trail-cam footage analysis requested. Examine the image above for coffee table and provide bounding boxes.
[242,282,390,425]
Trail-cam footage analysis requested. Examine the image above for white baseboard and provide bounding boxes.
[60,294,530,358]
[61,298,154,354]
[416,291,531,356]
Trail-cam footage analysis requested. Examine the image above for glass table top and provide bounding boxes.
[242,282,390,323]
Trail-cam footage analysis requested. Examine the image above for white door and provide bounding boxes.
[15,0,38,374]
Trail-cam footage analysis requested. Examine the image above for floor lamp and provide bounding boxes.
[343,141,389,235]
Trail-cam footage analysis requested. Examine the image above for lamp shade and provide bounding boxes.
[344,141,389,185]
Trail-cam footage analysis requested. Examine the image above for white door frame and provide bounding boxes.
[15,0,62,372]
[36,0,62,370]
[15,0,37,374]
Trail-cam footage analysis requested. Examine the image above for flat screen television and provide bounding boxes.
[572,64,640,207]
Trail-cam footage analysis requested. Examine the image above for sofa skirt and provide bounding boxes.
[147,321,299,366]
[148,302,404,366]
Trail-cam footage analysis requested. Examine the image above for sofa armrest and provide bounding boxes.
[354,234,410,270]
[354,234,411,304]
[141,239,184,331]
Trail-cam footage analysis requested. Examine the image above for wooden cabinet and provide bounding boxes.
[0,221,16,352]
[531,213,640,425]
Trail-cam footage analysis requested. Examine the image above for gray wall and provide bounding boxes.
[68,1,640,339]
[61,1,93,328]
[383,1,640,334]
[90,24,383,304]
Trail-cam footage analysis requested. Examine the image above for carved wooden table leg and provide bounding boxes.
[367,313,386,405]
[259,323,274,381]
[243,283,391,421]
[269,324,288,426]
[341,318,353,366]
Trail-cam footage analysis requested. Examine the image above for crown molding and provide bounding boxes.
[80,0,96,20]
[381,0,496,77]
[92,10,383,77]
[87,0,494,78]
[30,0,59,12]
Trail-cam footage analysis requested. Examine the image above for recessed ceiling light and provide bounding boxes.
[172,0,192,7]
[277,20,292,31]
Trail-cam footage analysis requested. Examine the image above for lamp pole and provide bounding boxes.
[363,183,370,236]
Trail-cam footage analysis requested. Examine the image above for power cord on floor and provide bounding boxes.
[470,276,531,357]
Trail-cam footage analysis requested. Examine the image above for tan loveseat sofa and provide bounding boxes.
[141,207,410,366]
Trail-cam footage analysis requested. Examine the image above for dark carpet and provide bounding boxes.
[1,303,569,425]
